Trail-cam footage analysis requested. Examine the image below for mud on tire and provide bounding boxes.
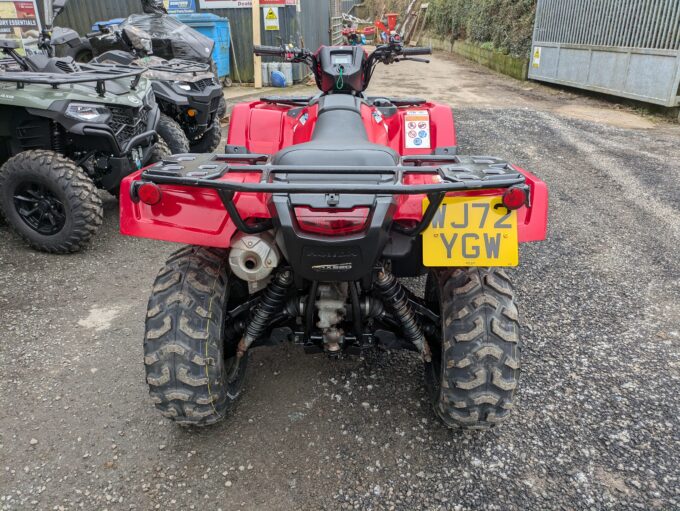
[144,246,248,426]
[0,150,103,253]
[425,267,521,430]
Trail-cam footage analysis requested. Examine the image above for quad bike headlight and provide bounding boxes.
[174,81,193,92]
[65,103,111,123]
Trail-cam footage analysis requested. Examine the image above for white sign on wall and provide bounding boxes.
[264,7,279,30]
[199,0,296,7]
[199,0,252,8]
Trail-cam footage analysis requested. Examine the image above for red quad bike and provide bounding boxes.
[120,42,548,429]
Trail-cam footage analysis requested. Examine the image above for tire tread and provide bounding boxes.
[0,150,102,253]
[157,114,191,155]
[432,267,521,430]
[144,246,245,427]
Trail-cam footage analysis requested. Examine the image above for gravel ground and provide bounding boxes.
[1,53,679,510]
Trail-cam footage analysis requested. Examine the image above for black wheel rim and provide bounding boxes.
[13,182,66,235]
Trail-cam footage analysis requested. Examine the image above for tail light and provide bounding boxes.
[502,186,529,210]
[294,207,370,236]
[137,182,162,205]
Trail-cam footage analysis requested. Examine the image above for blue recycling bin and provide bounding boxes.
[174,13,231,83]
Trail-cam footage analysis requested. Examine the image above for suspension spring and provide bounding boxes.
[51,122,65,155]
[237,270,294,358]
[375,269,431,362]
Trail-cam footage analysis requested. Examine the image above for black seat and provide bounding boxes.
[272,95,399,167]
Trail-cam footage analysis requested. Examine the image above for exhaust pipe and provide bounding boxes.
[229,232,281,293]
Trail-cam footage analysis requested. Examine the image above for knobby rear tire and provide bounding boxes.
[144,246,248,426]
[425,267,521,430]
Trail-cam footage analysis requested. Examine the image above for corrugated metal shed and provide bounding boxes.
[58,0,141,34]
[54,0,334,83]
[529,0,680,107]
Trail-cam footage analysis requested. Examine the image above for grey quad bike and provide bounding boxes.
[88,24,225,154]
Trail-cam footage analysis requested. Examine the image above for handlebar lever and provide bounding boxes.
[396,57,430,64]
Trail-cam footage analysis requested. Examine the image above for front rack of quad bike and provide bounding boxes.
[260,96,430,107]
[144,59,211,75]
[134,153,528,237]
[0,63,146,96]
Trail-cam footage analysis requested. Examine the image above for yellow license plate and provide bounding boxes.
[422,196,518,267]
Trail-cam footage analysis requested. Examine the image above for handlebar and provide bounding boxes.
[251,43,431,92]
[253,45,286,57]
[401,47,432,56]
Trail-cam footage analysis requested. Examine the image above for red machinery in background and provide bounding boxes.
[375,13,399,42]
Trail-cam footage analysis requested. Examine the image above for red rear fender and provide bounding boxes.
[394,166,548,243]
[120,168,547,247]
[119,171,269,248]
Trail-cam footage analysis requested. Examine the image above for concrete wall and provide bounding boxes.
[418,34,530,82]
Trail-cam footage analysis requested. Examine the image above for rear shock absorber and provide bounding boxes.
[236,270,294,359]
[375,269,431,362]
[50,122,65,155]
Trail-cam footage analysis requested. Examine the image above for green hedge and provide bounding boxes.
[426,0,536,58]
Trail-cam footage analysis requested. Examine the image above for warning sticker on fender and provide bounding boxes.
[405,110,431,149]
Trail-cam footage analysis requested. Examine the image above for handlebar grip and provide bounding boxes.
[401,47,432,56]
[85,31,100,38]
[253,45,286,57]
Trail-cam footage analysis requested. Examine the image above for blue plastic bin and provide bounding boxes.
[174,13,230,82]
[91,18,125,32]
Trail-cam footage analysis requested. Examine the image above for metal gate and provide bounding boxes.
[529,0,680,107]
[330,0,343,45]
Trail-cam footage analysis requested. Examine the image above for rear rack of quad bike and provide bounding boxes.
[135,153,527,236]
[0,64,146,97]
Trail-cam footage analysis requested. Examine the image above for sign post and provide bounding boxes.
[252,0,262,88]
[42,0,51,25]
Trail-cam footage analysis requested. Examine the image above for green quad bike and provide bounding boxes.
[0,28,168,253]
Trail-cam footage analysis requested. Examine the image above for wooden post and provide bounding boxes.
[43,0,53,26]
[252,0,262,88]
